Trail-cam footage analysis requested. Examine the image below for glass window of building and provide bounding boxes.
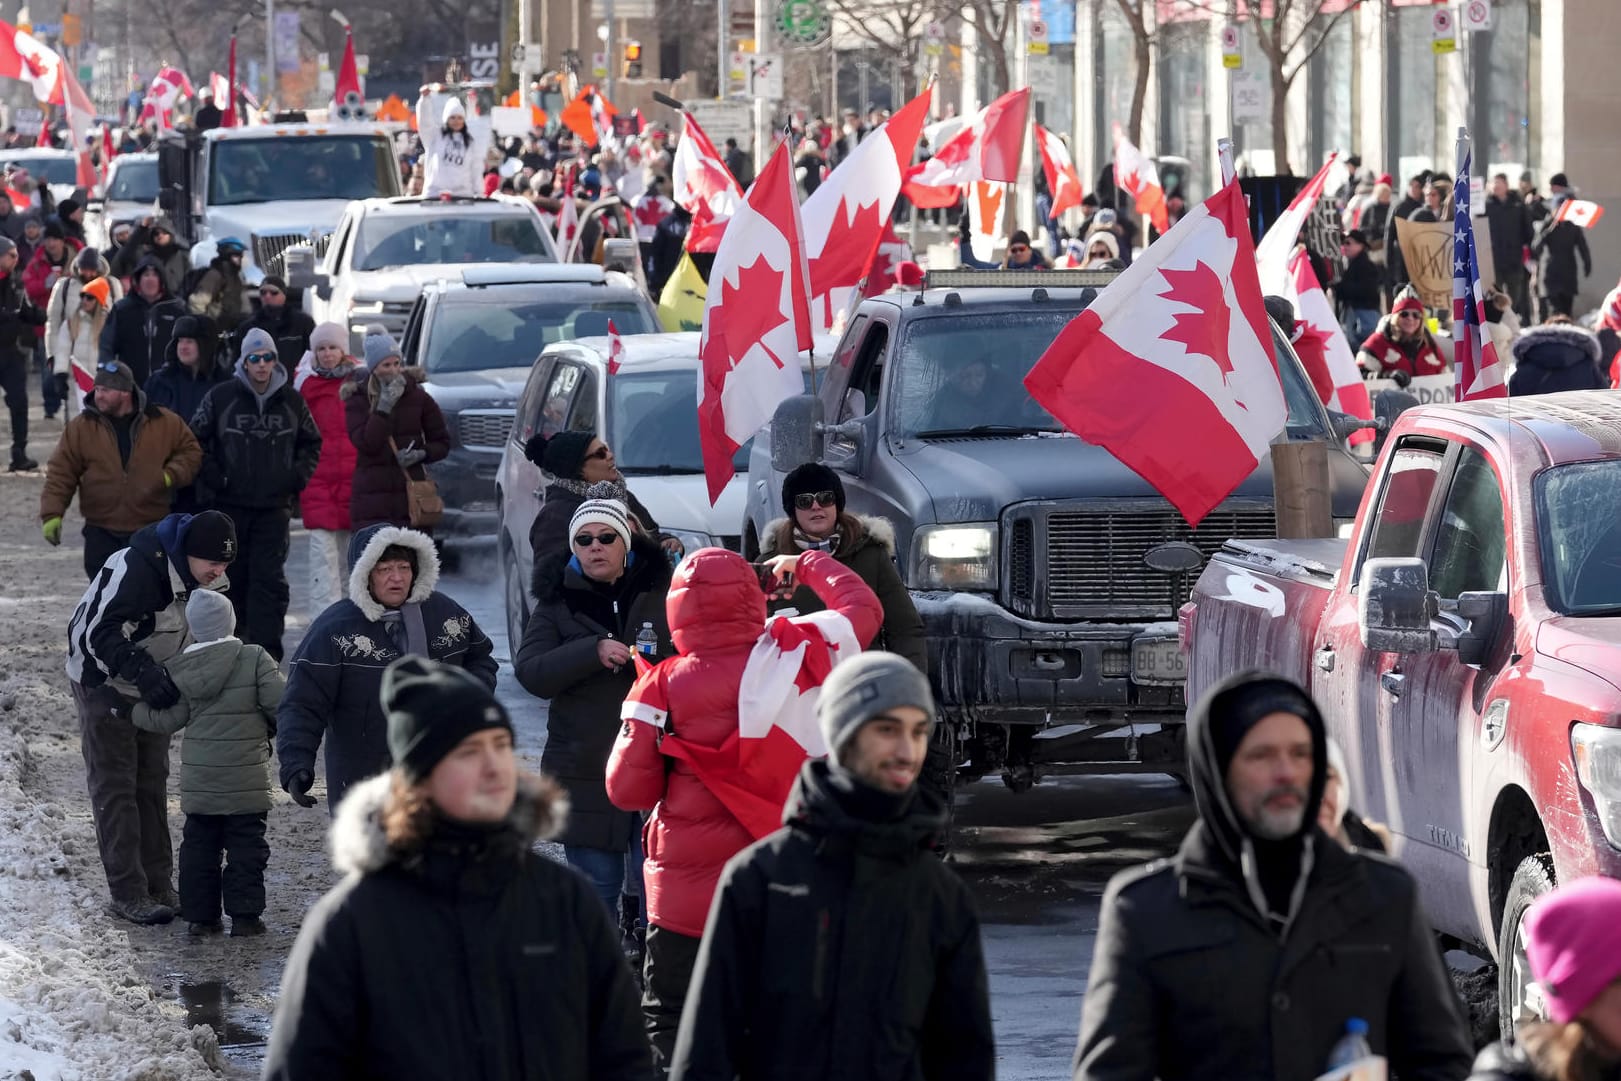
[1158,18,1211,198]
[1308,13,1357,170]
[1471,0,1540,183]
[1387,3,1443,182]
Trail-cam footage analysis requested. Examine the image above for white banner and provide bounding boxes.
[1366,373,1456,405]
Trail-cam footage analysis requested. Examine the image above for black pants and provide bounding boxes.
[83,524,133,579]
[643,924,701,1079]
[71,680,173,903]
[1500,268,1532,325]
[36,338,59,416]
[179,812,269,923]
[218,504,292,661]
[0,353,26,462]
[1539,290,1575,323]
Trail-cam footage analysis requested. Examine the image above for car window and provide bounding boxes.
[536,363,582,439]
[515,359,555,444]
[208,135,398,205]
[609,369,813,475]
[1361,440,1446,566]
[1429,447,1507,599]
[353,214,552,271]
[1538,459,1621,614]
[840,322,889,422]
[424,298,652,374]
[568,370,598,433]
[106,160,158,201]
[0,156,76,186]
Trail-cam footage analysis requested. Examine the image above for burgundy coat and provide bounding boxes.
[342,369,449,530]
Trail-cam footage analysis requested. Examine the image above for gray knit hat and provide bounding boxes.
[362,324,401,371]
[568,483,632,550]
[818,652,935,759]
[186,588,237,643]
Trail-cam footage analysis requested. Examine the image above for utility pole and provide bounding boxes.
[604,0,614,103]
[716,0,727,99]
[264,0,275,106]
[751,0,767,168]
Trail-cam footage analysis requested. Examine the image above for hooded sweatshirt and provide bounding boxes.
[417,94,483,197]
[99,254,185,384]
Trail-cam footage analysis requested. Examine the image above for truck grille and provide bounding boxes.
[1005,499,1276,621]
[251,231,331,274]
[455,409,515,451]
[375,301,413,339]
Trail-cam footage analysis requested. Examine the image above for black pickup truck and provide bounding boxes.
[745,269,1372,795]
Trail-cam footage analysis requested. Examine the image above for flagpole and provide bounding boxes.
[1453,125,1470,399]
[1217,137,1235,186]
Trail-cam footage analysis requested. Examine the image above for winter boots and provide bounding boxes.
[188,920,225,935]
[109,895,176,925]
[231,917,267,938]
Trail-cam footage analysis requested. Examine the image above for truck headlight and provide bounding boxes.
[911,524,997,591]
[1572,724,1621,848]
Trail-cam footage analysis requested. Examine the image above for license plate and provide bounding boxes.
[1131,637,1187,684]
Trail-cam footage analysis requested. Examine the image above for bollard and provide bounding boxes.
[1270,441,1334,539]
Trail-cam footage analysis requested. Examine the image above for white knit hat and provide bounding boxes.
[568,483,632,550]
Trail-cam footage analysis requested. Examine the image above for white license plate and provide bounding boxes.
[1131,637,1187,684]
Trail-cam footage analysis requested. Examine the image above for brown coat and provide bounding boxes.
[41,390,202,533]
[341,368,450,529]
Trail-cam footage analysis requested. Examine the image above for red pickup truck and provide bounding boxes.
[1180,392,1621,1033]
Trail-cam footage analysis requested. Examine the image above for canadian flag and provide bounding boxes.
[1024,179,1286,527]
[697,140,813,504]
[1255,153,1338,292]
[554,190,579,250]
[1114,128,1170,234]
[1288,248,1373,442]
[1035,123,1084,218]
[672,110,744,254]
[801,85,930,323]
[0,21,95,187]
[863,219,914,297]
[1554,198,1605,229]
[903,87,1030,209]
[966,179,1006,264]
[607,318,625,374]
[138,67,193,128]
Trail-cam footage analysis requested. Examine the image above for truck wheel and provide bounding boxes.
[921,724,958,859]
[502,543,530,661]
[1497,853,1556,1039]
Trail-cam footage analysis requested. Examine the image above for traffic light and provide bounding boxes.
[623,41,642,78]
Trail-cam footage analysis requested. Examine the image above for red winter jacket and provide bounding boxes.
[23,239,83,338]
[606,548,883,938]
[297,361,358,530]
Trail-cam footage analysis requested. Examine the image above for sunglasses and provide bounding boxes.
[96,361,121,373]
[244,353,278,365]
[1397,312,1422,320]
[1008,245,1030,255]
[573,531,622,548]
[259,288,282,297]
[584,446,611,461]
[794,490,837,510]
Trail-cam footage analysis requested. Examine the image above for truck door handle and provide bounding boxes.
[1314,646,1335,673]
[1380,670,1405,697]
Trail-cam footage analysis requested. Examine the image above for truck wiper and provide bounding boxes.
[914,424,1059,438]
[620,465,705,476]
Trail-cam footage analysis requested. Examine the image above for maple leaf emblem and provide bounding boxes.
[808,197,881,295]
[713,255,789,371]
[1158,259,1235,381]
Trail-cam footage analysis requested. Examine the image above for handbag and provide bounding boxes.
[389,437,444,530]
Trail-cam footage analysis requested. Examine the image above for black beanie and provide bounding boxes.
[183,511,238,564]
[526,429,596,479]
[43,220,65,240]
[383,656,514,782]
[781,462,845,518]
[1203,675,1319,777]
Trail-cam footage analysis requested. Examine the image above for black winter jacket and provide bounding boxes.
[0,268,45,365]
[1384,194,1424,285]
[144,329,229,438]
[1469,1037,1621,1081]
[528,481,664,601]
[515,532,673,851]
[263,772,652,1081]
[98,257,186,384]
[1072,672,1474,1081]
[1484,194,1533,280]
[1335,250,1383,311]
[276,525,498,810]
[1532,214,1592,296]
[670,760,994,1081]
[189,362,321,509]
[232,301,316,375]
[1508,323,1609,396]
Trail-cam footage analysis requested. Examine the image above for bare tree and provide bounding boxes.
[958,0,1015,97]
[824,0,947,98]
[1111,0,1154,145]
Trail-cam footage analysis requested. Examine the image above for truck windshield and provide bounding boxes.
[892,309,1323,439]
[106,159,158,201]
[424,300,653,374]
[354,214,552,271]
[609,369,812,475]
[0,155,76,186]
[208,135,399,206]
[1537,459,1621,615]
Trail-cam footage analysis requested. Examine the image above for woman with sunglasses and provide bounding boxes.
[759,463,926,673]
[343,325,448,532]
[515,489,673,968]
[1356,284,1447,386]
[49,276,111,418]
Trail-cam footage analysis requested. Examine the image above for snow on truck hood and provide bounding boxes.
[625,471,746,545]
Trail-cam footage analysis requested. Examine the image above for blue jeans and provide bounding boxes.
[564,832,645,924]
[1345,308,1381,345]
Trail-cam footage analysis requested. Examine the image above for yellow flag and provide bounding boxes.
[657,254,707,333]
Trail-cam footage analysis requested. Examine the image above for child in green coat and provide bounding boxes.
[131,589,285,937]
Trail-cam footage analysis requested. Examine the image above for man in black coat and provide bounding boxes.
[1531,173,1592,322]
[189,328,321,659]
[0,236,46,470]
[1072,671,1474,1081]
[99,257,185,385]
[670,652,994,1081]
[230,274,314,375]
[1484,173,1534,323]
[1383,173,1426,293]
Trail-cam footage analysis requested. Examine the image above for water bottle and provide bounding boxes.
[1325,1017,1372,1071]
[635,622,658,660]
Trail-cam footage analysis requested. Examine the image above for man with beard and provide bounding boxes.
[1072,672,1473,1081]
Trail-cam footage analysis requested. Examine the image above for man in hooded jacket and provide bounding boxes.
[1072,671,1474,1081]
[99,257,185,385]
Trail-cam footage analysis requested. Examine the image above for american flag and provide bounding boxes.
[1452,144,1507,401]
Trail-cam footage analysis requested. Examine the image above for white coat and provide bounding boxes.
[416,96,486,197]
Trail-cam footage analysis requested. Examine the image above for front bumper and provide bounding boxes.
[427,449,501,538]
[914,591,1187,725]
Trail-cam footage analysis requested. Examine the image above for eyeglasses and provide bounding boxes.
[584,446,611,461]
[794,490,837,510]
[244,353,278,365]
[573,531,622,548]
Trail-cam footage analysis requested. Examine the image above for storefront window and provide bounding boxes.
[1158,19,1211,197]
[1308,15,1356,169]
[1471,0,1539,183]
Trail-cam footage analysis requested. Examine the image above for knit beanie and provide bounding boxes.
[781,462,845,518]
[185,588,237,643]
[172,314,205,343]
[1391,285,1426,317]
[310,321,348,353]
[93,359,135,392]
[818,652,935,761]
[1202,675,1320,778]
[81,277,111,309]
[526,429,596,479]
[1525,876,1621,1024]
[74,246,102,272]
[568,485,633,549]
[259,274,288,293]
[0,236,14,259]
[43,219,64,240]
[383,656,513,782]
[183,510,238,564]
[238,326,277,362]
[362,324,401,371]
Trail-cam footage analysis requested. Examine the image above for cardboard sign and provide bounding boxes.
[1392,217,1455,312]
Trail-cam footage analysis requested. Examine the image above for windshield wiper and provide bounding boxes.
[914,424,1059,438]
[620,465,704,476]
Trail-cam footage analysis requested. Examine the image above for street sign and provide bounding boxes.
[728,51,749,86]
[355,54,369,77]
[591,51,608,78]
[923,20,945,57]
[1221,24,1241,69]
[1231,69,1268,124]
[1028,17,1049,55]
[1431,8,1457,54]
[775,0,831,45]
[1461,0,1493,31]
[687,99,752,148]
[510,42,544,74]
[747,53,783,100]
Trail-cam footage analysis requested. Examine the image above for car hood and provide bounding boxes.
[419,366,531,411]
[1537,616,1621,696]
[622,471,745,542]
[351,263,532,302]
[211,200,351,240]
[894,433,1363,521]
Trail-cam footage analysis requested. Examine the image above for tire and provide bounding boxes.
[502,542,529,662]
[1497,852,1556,1039]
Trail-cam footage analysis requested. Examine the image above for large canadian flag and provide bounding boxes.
[0,21,95,187]
[672,110,744,253]
[138,67,194,128]
[1255,153,1337,293]
[801,85,930,321]
[903,87,1029,208]
[1554,198,1604,229]
[1025,179,1285,526]
[1035,123,1084,217]
[1114,128,1170,233]
[697,140,813,504]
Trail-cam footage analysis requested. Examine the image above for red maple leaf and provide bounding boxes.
[714,254,789,370]
[1158,260,1235,380]
[808,197,882,296]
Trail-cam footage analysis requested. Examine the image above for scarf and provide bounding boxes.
[548,474,628,502]
[377,602,429,658]
[792,527,841,554]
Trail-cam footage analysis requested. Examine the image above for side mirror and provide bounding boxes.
[1371,388,1420,456]
[1455,591,1508,667]
[1358,557,1437,654]
[1329,410,1383,442]
[770,394,824,473]
[314,279,333,302]
[601,237,638,274]
[86,197,104,212]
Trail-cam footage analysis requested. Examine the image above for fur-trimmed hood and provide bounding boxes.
[329,771,568,876]
[346,523,441,621]
[760,512,896,560]
[1511,322,1603,368]
[339,365,426,403]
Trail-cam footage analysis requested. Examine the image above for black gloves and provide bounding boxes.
[134,657,181,709]
[1390,369,1413,389]
[285,770,317,808]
